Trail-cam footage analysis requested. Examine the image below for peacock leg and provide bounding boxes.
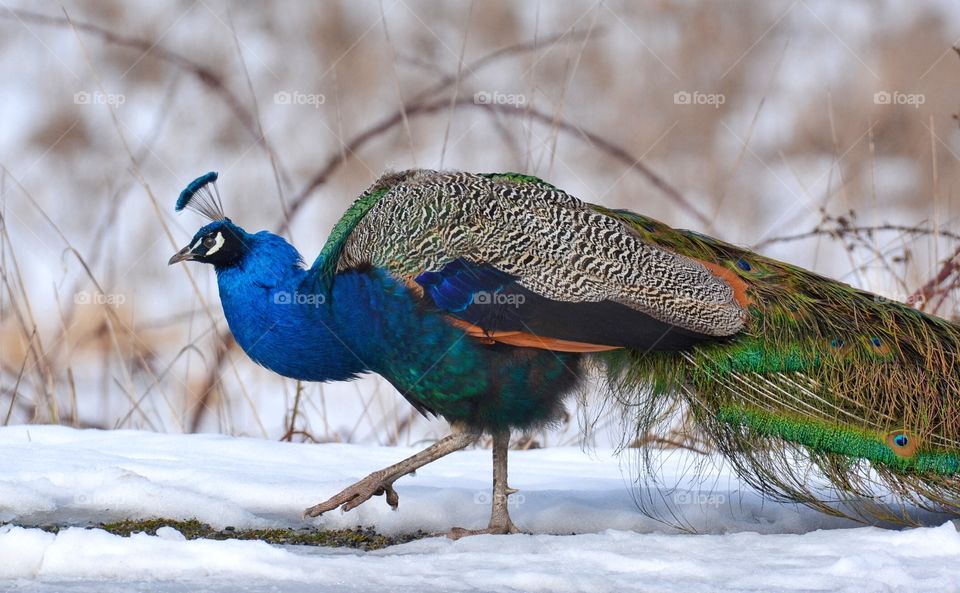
[304,429,480,517]
[448,430,521,538]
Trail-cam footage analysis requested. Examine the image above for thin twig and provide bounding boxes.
[281,97,703,233]
[4,330,36,426]
[755,224,960,250]
[3,8,286,181]
[909,245,960,312]
[281,380,305,442]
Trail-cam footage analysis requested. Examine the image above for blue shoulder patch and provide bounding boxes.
[415,259,516,312]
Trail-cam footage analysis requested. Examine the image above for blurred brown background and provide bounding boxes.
[1,0,959,446]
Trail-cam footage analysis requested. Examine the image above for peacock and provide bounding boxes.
[169,169,960,535]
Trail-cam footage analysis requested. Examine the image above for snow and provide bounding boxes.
[5,523,960,593]
[1,426,959,592]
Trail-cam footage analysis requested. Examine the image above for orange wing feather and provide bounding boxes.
[445,317,622,353]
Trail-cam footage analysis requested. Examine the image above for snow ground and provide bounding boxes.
[0,426,959,592]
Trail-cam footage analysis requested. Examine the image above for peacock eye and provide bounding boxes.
[202,236,217,248]
[885,430,917,458]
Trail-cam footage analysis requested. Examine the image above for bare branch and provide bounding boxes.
[280,97,703,233]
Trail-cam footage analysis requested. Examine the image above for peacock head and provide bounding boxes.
[168,219,251,268]
[168,172,251,269]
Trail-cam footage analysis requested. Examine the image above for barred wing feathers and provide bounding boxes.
[331,169,748,351]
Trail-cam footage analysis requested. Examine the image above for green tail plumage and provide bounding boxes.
[602,207,960,523]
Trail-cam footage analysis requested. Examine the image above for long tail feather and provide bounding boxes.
[600,209,960,524]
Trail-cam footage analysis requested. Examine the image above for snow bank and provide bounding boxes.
[0,425,860,534]
[2,523,960,592]
[1,426,959,592]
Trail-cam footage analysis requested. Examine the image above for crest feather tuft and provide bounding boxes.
[176,172,224,220]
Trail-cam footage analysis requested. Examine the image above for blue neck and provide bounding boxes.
[215,231,368,382]
[211,229,583,431]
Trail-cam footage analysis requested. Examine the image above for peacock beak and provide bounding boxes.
[168,245,196,265]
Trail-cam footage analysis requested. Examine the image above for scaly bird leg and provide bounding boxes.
[448,430,521,538]
[304,430,479,517]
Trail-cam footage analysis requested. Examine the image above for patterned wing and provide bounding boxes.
[332,170,749,348]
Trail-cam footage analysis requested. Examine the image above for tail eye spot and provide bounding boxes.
[885,430,918,458]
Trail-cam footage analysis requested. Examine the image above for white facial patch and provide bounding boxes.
[205,232,226,256]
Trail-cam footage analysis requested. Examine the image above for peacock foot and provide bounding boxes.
[446,522,521,539]
[446,486,522,539]
[303,432,480,520]
[303,470,400,517]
